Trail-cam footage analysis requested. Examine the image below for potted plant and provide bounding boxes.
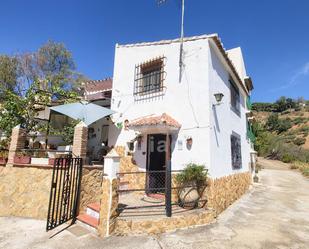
[176,163,208,209]
[0,150,8,165]
[14,151,32,164]
[0,139,9,165]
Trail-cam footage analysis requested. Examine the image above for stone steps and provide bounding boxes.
[77,202,100,232]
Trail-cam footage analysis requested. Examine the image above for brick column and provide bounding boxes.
[98,149,120,237]
[7,125,26,166]
[72,121,88,160]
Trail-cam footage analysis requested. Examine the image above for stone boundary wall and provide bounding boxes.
[0,166,53,219]
[111,171,251,235]
[79,168,104,212]
[115,146,146,190]
[114,210,216,235]
[204,171,252,215]
[0,165,104,220]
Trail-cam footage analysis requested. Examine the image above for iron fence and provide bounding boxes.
[116,166,207,218]
[46,157,83,231]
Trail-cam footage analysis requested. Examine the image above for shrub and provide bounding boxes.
[281,154,295,163]
[293,117,305,125]
[0,150,8,158]
[302,168,309,177]
[300,126,309,133]
[276,119,292,133]
[266,114,279,131]
[293,137,306,146]
[290,164,298,170]
[0,139,9,150]
[175,163,208,187]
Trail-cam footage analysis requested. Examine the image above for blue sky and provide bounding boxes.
[0,0,308,102]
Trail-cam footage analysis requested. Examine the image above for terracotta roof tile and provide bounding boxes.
[84,78,112,93]
[129,113,181,128]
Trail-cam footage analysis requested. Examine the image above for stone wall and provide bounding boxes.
[0,165,104,220]
[203,171,252,215]
[0,166,53,219]
[111,171,251,235]
[98,178,119,237]
[79,167,104,212]
[115,146,146,190]
[114,209,216,235]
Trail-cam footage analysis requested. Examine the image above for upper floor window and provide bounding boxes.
[134,57,165,97]
[231,132,242,169]
[230,78,240,115]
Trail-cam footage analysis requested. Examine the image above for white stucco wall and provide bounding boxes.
[208,40,251,178]
[227,47,247,81]
[109,39,212,171]
[109,37,252,177]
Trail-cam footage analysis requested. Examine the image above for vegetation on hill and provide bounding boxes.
[252,96,309,177]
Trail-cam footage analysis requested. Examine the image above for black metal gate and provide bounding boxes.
[46,157,83,231]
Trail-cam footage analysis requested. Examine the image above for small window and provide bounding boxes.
[134,57,165,96]
[230,78,240,115]
[231,132,242,169]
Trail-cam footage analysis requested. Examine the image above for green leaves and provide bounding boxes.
[0,55,18,99]
[0,79,80,137]
[175,163,208,186]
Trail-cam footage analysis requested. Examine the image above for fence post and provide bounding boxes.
[7,125,26,166]
[98,149,120,237]
[72,121,88,162]
[165,160,172,217]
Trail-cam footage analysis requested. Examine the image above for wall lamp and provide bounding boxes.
[213,93,224,106]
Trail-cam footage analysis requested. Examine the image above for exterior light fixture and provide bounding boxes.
[214,93,224,105]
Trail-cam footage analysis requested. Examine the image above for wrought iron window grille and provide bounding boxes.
[134,56,167,99]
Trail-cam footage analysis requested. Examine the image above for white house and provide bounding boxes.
[108,34,254,179]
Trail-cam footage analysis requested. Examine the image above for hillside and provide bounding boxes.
[253,109,309,150]
[252,97,309,176]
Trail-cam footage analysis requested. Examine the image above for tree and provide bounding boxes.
[286,98,296,110]
[0,40,86,137]
[275,96,287,112]
[0,80,79,137]
[17,40,86,94]
[0,55,19,99]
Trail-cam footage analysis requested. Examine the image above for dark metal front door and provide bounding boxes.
[147,134,167,193]
[46,157,83,231]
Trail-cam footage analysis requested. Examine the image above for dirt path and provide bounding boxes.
[257,157,291,170]
[1,162,309,249]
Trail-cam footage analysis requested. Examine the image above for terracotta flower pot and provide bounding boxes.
[178,183,200,209]
[14,156,31,164]
[49,158,68,165]
[0,157,7,165]
[48,158,56,165]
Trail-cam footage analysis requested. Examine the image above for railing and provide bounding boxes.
[18,148,73,157]
[13,149,74,165]
[116,166,208,218]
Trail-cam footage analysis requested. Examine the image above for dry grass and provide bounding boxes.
[291,161,309,177]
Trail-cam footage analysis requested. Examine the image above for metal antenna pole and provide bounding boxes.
[157,0,185,82]
[179,0,185,83]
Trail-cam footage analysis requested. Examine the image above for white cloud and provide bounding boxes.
[270,62,309,92]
